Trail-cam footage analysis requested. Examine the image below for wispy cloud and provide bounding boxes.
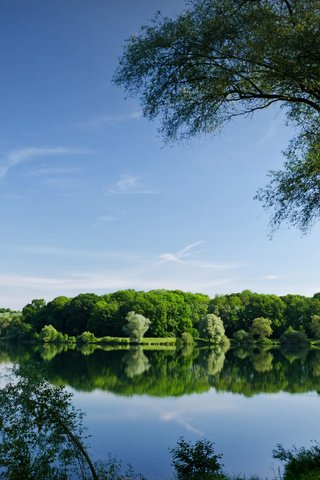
[159,241,204,265]
[160,411,204,436]
[0,147,90,179]
[0,192,21,200]
[0,272,232,310]
[6,245,143,262]
[76,111,142,128]
[107,175,156,195]
[26,166,82,177]
[261,274,279,280]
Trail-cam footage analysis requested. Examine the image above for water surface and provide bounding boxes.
[1,343,320,479]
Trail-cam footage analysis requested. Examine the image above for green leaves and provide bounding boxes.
[0,363,93,480]
[170,437,226,480]
[114,0,320,230]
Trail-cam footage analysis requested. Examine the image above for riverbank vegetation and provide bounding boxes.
[1,290,320,346]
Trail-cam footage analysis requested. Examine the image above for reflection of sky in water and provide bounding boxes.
[72,389,320,480]
[2,345,320,479]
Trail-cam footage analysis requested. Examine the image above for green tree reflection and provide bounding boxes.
[1,343,320,398]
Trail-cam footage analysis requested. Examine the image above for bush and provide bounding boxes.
[274,443,320,480]
[40,325,59,343]
[181,332,194,345]
[280,327,309,346]
[77,331,97,344]
[170,437,227,480]
[233,330,250,343]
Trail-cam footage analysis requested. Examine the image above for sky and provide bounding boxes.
[0,0,319,309]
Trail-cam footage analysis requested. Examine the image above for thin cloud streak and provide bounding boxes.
[0,147,91,178]
[76,111,142,128]
[158,241,204,265]
[26,167,82,177]
[107,174,156,195]
[6,245,144,262]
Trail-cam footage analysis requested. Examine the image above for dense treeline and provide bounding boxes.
[1,289,320,341]
[21,290,210,338]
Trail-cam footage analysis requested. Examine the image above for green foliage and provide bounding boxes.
[256,134,320,232]
[78,331,97,344]
[0,312,33,340]
[280,327,309,346]
[114,0,320,231]
[250,317,273,341]
[170,437,226,480]
[123,311,151,343]
[123,347,150,378]
[0,363,96,480]
[0,363,147,480]
[181,332,194,345]
[40,324,60,343]
[5,289,320,345]
[251,350,274,373]
[199,314,225,343]
[274,443,320,480]
[22,298,46,322]
[233,330,250,344]
[310,315,320,339]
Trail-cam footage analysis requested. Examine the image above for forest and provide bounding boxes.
[1,289,320,343]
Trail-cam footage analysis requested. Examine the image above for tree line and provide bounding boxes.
[1,289,320,342]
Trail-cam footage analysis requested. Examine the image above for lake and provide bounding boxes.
[1,343,320,479]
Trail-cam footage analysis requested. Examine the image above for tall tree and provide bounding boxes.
[123,311,151,343]
[198,313,225,343]
[114,0,320,231]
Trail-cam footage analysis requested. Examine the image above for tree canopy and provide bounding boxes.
[114,0,320,231]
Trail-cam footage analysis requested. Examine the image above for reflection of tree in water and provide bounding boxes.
[2,343,320,397]
[180,342,194,358]
[40,343,75,361]
[79,343,97,356]
[251,350,274,373]
[233,348,250,360]
[123,347,150,378]
[280,344,309,364]
[205,347,226,376]
[311,351,320,377]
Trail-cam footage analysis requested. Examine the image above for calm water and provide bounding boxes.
[1,342,320,479]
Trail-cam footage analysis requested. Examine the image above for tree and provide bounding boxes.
[0,363,145,480]
[114,0,320,231]
[40,324,60,343]
[0,363,99,480]
[78,331,97,344]
[22,298,46,327]
[198,314,225,343]
[232,329,250,344]
[170,437,226,480]
[122,311,151,342]
[310,314,320,339]
[250,317,273,340]
[280,326,309,346]
[273,443,320,480]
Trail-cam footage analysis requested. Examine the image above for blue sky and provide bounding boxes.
[0,0,319,309]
